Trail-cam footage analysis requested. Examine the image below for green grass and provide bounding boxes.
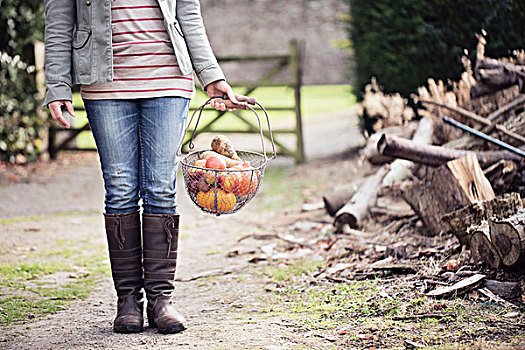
[255,164,325,212]
[263,259,323,282]
[261,270,525,348]
[0,237,108,326]
[70,84,355,149]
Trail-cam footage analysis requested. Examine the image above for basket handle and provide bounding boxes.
[177,95,277,159]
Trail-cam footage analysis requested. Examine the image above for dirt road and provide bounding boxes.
[0,151,332,349]
[0,108,364,350]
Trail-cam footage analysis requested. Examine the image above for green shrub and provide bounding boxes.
[0,0,45,162]
[348,0,525,99]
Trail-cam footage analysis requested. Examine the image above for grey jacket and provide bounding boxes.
[43,0,225,106]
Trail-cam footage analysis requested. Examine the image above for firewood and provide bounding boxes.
[418,99,525,145]
[442,193,522,245]
[470,224,502,269]
[361,123,417,165]
[489,211,525,267]
[472,57,525,97]
[427,273,486,297]
[334,165,390,230]
[381,117,434,186]
[480,279,522,301]
[483,160,519,195]
[323,188,355,217]
[378,134,523,166]
[403,154,495,235]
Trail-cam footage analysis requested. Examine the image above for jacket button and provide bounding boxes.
[85,0,91,5]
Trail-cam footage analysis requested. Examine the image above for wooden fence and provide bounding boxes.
[47,39,305,163]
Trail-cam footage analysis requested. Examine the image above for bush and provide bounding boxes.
[348,0,525,99]
[0,0,45,162]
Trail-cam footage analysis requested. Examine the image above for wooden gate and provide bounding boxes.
[47,40,305,163]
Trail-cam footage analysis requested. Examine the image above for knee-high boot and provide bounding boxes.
[142,213,186,334]
[104,211,144,333]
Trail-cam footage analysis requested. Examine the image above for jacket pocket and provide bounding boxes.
[72,29,92,49]
[71,29,93,83]
[173,20,184,37]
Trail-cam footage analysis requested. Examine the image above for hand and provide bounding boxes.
[48,100,76,128]
[205,80,245,111]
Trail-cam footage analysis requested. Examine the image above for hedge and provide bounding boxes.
[0,0,45,162]
[348,0,525,99]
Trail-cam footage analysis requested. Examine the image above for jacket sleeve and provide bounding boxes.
[42,0,76,107]
[176,0,225,89]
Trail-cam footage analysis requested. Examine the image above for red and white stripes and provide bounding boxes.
[81,0,194,100]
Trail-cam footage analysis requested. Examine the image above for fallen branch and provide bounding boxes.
[418,98,525,144]
[334,165,390,229]
[378,134,523,166]
[175,265,246,282]
[427,274,486,297]
[381,117,434,186]
[392,313,452,321]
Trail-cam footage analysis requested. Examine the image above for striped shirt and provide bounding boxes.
[81,0,195,100]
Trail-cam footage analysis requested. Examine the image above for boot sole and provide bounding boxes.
[114,323,143,333]
[148,316,186,334]
[158,322,186,334]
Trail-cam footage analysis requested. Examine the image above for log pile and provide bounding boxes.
[334,33,525,271]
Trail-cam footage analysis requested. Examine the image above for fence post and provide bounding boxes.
[290,39,305,164]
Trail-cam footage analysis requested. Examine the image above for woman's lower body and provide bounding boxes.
[84,97,190,334]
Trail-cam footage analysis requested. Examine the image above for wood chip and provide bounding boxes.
[427,274,485,297]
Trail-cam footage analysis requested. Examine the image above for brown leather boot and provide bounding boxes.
[142,213,186,334]
[104,211,144,333]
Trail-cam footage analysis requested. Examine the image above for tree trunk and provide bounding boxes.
[334,165,390,230]
[442,193,522,245]
[489,211,525,267]
[381,117,434,186]
[470,225,502,269]
[403,154,495,235]
[378,134,523,167]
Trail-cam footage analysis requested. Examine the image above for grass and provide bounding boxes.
[255,163,326,212]
[260,268,525,349]
[0,236,108,326]
[70,84,354,149]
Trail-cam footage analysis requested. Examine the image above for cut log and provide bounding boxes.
[361,123,417,165]
[323,188,355,217]
[442,193,522,245]
[480,279,522,301]
[472,57,525,97]
[381,117,434,186]
[470,224,502,269]
[378,134,523,166]
[403,154,495,236]
[334,165,390,230]
[483,160,519,195]
[489,211,525,267]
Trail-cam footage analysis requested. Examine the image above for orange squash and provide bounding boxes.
[196,188,236,213]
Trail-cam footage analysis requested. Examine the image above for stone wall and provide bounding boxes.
[199,0,351,85]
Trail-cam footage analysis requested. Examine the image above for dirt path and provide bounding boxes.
[0,158,321,349]
[0,109,363,350]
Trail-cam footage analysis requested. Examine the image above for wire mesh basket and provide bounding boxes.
[179,97,276,216]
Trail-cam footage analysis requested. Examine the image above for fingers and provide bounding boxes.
[64,101,76,118]
[48,101,71,128]
[225,88,241,105]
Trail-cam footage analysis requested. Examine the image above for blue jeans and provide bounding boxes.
[84,97,190,215]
